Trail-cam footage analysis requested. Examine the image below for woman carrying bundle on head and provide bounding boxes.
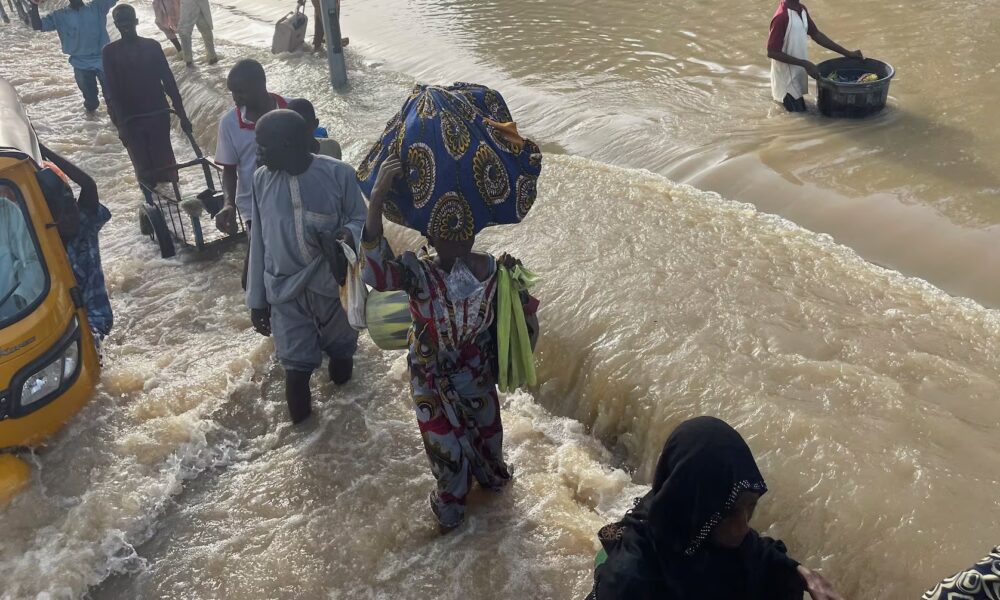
[359,83,542,532]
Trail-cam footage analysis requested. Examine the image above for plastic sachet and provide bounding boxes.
[338,240,368,331]
[444,258,485,301]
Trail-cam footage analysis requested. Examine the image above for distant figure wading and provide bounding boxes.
[178,0,217,67]
[102,4,192,203]
[766,0,862,112]
[152,0,183,53]
[29,0,118,114]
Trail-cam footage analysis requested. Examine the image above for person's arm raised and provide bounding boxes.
[97,0,120,14]
[359,157,408,292]
[39,143,99,213]
[363,156,402,243]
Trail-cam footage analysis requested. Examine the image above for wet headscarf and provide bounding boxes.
[646,415,768,556]
[589,417,802,600]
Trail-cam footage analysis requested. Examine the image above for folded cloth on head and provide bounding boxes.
[357,82,542,241]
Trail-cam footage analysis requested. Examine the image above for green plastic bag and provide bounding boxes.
[497,265,539,393]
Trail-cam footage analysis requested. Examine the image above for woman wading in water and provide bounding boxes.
[588,416,843,600]
[361,157,515,531]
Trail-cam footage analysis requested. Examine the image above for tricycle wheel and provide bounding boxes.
[141,204,176,258]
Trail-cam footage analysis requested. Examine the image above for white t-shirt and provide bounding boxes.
[214,94,286,221]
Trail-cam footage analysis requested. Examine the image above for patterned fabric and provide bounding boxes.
[357,83,542,241]
[66,203,113,337]
[923,547,1000,600]
[361,236,511,527]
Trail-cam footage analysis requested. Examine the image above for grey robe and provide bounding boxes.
[246,155,367,370]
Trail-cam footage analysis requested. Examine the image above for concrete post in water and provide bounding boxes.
[319,0,347,90]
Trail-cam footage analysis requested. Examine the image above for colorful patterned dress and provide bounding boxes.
[361,235,511,528]
[922,546,1000,600]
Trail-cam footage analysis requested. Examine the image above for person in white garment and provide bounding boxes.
[177,0,217,67]
[214,60,287,288]
[766,0,862,112]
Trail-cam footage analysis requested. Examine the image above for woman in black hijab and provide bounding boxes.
[587,416,843,600]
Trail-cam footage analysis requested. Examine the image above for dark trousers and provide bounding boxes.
[311,0,324,47]
[73,67,107,113]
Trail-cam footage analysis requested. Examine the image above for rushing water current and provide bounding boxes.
[1,1,999,599]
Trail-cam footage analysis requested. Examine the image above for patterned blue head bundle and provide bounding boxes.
[357,83,543,241]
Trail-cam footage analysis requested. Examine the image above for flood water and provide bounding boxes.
[341,0,1000,308]
[1,1,999,599]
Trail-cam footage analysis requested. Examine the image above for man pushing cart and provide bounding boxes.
[103,4,243,257]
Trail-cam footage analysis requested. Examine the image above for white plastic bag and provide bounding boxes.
[338,241,368,330]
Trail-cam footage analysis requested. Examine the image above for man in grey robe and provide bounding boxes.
[246,110,366,423]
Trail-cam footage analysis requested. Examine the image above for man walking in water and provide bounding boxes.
[214,60,286,285]
[246,109,365,423]
[309,0,325,53]
[214,60,287,235]
[178,0,218,67]
[29,0,118,115]
[302,0,349,53]
[153,0,183,54]
[766,0,862,112]
[103,5,192,202]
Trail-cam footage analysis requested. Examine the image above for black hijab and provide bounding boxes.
[646,415,767,555]
[589,417,803,600]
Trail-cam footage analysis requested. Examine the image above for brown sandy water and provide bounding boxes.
[1,1,998,598]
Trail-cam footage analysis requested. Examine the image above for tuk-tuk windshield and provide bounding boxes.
[0,181,47,327]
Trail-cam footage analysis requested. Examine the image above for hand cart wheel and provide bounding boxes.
[139,204,176,258]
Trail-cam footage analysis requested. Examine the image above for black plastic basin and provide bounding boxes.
[816,57,895,118]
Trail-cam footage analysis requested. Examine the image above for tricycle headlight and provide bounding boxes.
[19,319,82,409]
[21,356,64,407]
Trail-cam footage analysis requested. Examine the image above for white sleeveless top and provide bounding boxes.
[770,7,810,101]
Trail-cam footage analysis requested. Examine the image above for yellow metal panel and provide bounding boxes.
[0,153,100,450]
[0,453,31,505]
